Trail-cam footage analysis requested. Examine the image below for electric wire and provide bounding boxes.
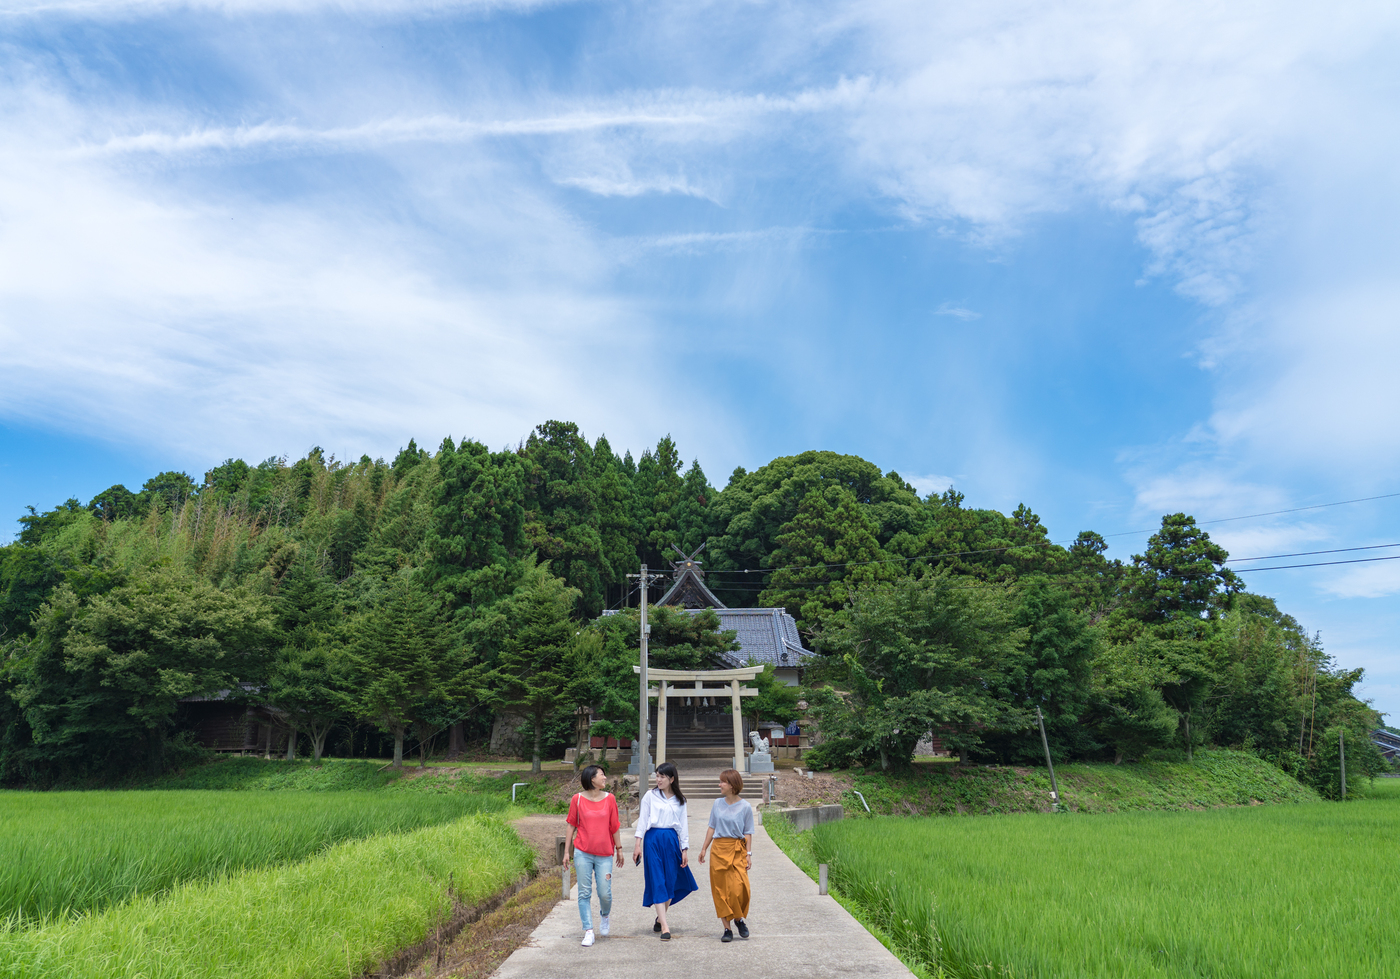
[696,553,1400,595]
[697,491,1400,578]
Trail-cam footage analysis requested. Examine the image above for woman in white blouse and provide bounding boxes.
[631,761,699,939]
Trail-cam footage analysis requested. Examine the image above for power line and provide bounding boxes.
[1231,542,1400,563]
[699,490,1400,578]
[1227,554,1400,573]
[704,553,1400,595]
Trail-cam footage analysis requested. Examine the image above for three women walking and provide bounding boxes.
[565,765,623,947]
[698,769,753,942]
[631,761,698,939]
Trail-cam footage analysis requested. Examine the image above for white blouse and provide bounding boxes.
[634,787,690,850]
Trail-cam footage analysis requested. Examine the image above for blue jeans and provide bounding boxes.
[574,850,613,931]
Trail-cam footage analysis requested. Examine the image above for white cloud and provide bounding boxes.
[1,0,566,17]
[786,0,1397,303]
[907,474,957,498]
[1319,559,1400,600]
[0,87,658,462]
[933,302,979,321]
[557,173,711,200]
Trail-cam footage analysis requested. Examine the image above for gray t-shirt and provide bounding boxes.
[707,797,755,839]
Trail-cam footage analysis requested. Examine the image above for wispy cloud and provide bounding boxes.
[76,82,871,160]
[1320,560,1400,600]
[557,173,713,200]
[1,0,569,17]
[933,301,979,320]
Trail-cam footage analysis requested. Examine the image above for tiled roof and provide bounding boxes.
[699,607,813,669]
[600,606,814,669]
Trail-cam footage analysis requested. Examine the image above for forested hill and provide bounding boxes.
[0,420,1387,789]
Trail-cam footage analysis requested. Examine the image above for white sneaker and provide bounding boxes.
[581,930,595,947]
[599,915,610,936]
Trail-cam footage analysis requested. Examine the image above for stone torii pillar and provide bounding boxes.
[731,679,744,772]
[656,678,668,766]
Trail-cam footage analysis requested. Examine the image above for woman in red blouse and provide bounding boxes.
[566,765,623,946]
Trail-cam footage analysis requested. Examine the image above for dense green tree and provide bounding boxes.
[425,438,527,612]
[0,546,64,640]
[141,472,199,513]
[1120,513,1241,632]
[708,451,922,607]
[265,639,350,763]
[1087,643,1179,763]
[88,485,141,521]
[595,605,738,672]
[759,486,900,636]
[570,627,636,769]
[591,436,638,609]
[0,421,1382,785]
[743,662,801,734]
[521,421,609,616]
[807,573,1030,770]
[9,570,275,775]
[632,436,686,567]
[673,459,717,557]
[348,577,463,767]
[977,577,1099,762]
[476,562,582,773]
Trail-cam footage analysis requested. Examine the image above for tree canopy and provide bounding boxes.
[0,420,1384,793]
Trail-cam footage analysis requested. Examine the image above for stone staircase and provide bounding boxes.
[636,713,772,807]
[661,719,738,761]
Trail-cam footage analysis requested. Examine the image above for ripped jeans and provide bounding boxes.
[574,850,614,931]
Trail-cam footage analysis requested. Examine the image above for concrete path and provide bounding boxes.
[490,809,915,979]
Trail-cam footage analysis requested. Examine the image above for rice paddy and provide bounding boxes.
[0,789,506,923]
[803,788,1400,979]
[0,812,532,979]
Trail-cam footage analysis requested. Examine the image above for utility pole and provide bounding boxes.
[1037,706,1061,811]
[626,564,654,776]
[1339,728,1346,800]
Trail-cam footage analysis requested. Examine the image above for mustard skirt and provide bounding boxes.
[708,837,751,921]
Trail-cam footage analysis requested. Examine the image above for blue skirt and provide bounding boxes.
[641,827,698,908]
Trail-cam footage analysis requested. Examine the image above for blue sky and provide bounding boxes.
[2,0,1398,719]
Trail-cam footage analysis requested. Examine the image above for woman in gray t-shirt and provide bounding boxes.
[698,769,754,942]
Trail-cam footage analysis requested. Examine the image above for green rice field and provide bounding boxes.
[0,812,532,979]
[0,789,505,923]
[803,788,1400,979]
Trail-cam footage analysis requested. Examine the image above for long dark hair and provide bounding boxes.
[655,761,685,805]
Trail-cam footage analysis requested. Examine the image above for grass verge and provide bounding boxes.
[0,789,505,923]
[780,749,1320,817]
[0,813,534,979]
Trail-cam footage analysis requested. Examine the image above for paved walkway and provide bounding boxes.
[491,809,915,979]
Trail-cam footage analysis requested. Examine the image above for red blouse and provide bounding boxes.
[567,792,621,857]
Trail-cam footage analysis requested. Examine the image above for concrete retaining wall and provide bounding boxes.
[771,804,844,831]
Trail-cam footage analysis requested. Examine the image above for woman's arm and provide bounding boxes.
[744,832,752,871]
[632,790,650,862]
[565,795,579,860]
[678,801,689,866]
[698,826,715,863]
[610,795,624,868]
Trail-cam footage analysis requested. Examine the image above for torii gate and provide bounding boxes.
[634,664,762,773]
